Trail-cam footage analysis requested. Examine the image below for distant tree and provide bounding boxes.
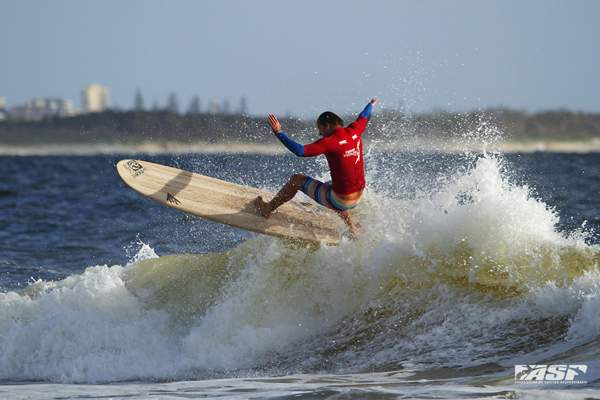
[187,96,201,114]
[209,100,219,114]
[134,90,145,111]
[239,96,248,115]
[222,99,230,115]
[167,92,179,114]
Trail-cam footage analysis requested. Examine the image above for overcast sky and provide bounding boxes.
[1,0,599,118]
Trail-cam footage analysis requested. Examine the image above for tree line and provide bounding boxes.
[131,90,247,116]
[1,108,600,146]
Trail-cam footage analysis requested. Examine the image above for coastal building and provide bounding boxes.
[9,98,75,120]
[81,84,110,113]
[0,98,7,120]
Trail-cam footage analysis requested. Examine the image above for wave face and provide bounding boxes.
[1,149,600,383]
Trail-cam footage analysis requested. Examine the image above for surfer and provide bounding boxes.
[254,98,378,238]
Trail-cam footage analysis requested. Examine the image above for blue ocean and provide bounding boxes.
[2,138,600,398]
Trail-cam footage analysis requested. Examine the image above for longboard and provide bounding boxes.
[116,159,347,245]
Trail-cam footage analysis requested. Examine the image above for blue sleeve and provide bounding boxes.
[275,131,305,156]
[358,103,373,120]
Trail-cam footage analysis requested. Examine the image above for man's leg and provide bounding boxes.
[254,174,306,218]
[337,210,364,239]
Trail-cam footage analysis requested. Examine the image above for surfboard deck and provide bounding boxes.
[116,159,347,245]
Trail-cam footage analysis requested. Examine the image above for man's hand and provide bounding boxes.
[370,98,378,106]
[268,114,282,134]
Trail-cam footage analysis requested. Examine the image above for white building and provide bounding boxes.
[10,98,75,120]
[0,98,7,120]
[81,84,110,113]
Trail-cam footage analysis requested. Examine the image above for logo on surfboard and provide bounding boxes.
[122,160,147,179]
[290,200,329,214]
[166,193,181,205]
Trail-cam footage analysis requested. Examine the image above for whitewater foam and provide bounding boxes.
[0,263,184,382]
[2,152,600,383]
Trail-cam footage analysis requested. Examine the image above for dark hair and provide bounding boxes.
[317,111,343,128]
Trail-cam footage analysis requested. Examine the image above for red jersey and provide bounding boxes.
[303,116,368,195]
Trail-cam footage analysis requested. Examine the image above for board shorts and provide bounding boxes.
[300,176,363,212]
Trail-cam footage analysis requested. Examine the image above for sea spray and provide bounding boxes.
[2,148,600,382]
[175,152,600,372]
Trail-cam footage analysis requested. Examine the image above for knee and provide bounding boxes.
[290,174,306,187]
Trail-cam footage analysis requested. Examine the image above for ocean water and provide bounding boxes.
[2,144,600,398]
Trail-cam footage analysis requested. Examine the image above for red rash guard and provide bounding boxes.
[303,116,368,195]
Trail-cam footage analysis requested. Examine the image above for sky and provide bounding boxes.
[1,0,599,118]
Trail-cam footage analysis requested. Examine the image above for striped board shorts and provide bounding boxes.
[300,176,363,212]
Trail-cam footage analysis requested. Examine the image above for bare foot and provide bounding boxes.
[344,226,366,241]
[254,196,274,218]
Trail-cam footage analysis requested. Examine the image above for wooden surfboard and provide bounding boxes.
[116,159,347,245]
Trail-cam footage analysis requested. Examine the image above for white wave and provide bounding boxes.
[2,152,600,383]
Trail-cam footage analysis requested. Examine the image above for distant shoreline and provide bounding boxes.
[2,139,600,156]
[0,142,287,156]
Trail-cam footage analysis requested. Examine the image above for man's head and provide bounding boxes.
[317,112,343,137]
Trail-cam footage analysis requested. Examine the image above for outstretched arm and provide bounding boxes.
[268,114,305,156]
[358,98,379,120]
